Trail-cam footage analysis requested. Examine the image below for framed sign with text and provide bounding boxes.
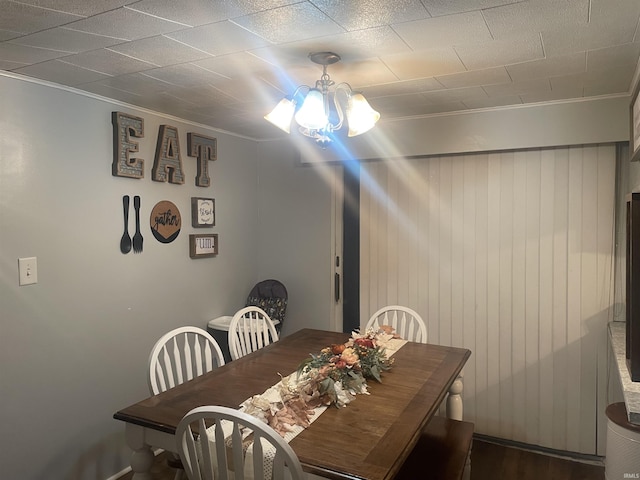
[631,75,640,163]
[189,234,218,258]
[191,197,215,227]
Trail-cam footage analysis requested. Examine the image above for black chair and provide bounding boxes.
[245,279,288,333]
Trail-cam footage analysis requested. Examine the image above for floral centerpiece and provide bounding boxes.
[296,327,396,407]
[241,327,400,436]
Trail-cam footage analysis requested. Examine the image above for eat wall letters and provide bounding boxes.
[111,111,215,187]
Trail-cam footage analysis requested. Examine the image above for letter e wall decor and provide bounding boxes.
[112,112,144,179]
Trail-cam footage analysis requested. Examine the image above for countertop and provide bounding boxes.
[608,321,640,424]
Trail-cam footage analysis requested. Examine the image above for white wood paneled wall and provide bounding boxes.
[360,145,615,454]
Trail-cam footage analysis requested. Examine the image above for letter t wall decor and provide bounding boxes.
[187,133,216,187]
[152,125,185,184]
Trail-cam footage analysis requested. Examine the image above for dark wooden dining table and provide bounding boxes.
[114,328,471,480]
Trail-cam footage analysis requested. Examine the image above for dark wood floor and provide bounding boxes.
[470,439,604,480]
[121,438,605,480]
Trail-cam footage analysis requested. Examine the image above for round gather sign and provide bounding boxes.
[150,200,181,243]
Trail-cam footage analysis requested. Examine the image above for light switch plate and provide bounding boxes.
[18,257,37,285]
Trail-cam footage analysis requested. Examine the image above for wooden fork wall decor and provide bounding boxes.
[120,195,144,254]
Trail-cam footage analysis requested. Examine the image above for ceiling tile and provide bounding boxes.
[92,72,174,94]
[63,7,186,41]
[421,86,489,104]
[14,59,110,85]
[142,63,228,87]
[15,0,138,17]
[482,0,589,39]
[311,0,430,31]
[129,0,261,26]
[192,52,275,78]
[167,84,239,107]
[323,58,397,88]
[250,25,412,67]
[543,26,637,56]
[0,29,21,41]
[376,101,446,118]
[393,11,493,50]
[455,35,544,70]
[108,36,212,67]
[589,0,640,38]
[257,64,327,94]
[78,83,143,105]
[0,1,83,34]
[232,2,344,44]
[587,42,640,72]
[551,64,636,96]
[213,77,284,106]
[0,43,70,64]
[506,52,586,82]
[381,48,467,80]
[421,0,522,17]
[435,67,512,89]
[130,0,295,26]
[361,78,443,98]
[0,59,28,69]
[542,0,639,56]
[370,92,433,111]
[10,28,122,52]
[60,49,156,76]
[519,86,584,104]
[483,78,551,97]
[165,21,270,56]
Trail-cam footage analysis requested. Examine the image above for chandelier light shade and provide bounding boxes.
[263,97,296,134]
[346,93,380,137]
[294,88,327,130]
[264,52,380,146]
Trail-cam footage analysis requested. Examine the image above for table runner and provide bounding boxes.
[204,335,407,479]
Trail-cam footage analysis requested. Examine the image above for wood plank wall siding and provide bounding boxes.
[359,145,616,455]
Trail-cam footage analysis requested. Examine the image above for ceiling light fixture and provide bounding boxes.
[264,52,380,147]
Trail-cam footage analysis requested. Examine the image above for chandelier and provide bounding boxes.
[264,52,380,146]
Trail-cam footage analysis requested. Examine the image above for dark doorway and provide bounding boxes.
[342,161,360,333]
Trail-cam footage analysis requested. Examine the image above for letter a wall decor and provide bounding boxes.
[152,125,185,184]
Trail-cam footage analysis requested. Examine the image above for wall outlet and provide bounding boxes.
[18,257,37,286]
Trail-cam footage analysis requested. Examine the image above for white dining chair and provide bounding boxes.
[176,405,305,480]
[148,326,226,480]
[228,306,279,361]
[149,326,226,395]
[364,305,428,344]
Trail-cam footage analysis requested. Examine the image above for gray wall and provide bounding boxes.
[0,75,333,479]
[256,141,336,334]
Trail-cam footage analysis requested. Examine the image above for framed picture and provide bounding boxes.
[191,197,215,227]
[631,76,640,163]
[189,234,218,258]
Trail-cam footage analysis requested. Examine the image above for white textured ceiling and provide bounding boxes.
[1,0,639,141]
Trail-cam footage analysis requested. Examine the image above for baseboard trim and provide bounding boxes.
[473,434,605,466]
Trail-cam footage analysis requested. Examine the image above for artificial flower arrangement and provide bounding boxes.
[241,327,398,437]
[295,327,396,407]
